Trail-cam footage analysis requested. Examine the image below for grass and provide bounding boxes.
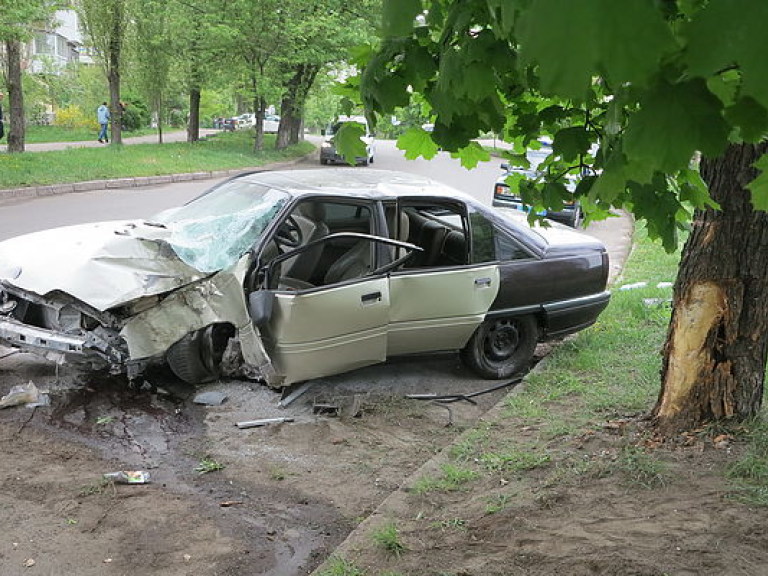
[0,131,315,188]
[372,521,406,557]
[412,463,478,494]
[616,445,668,489]
[194,456,225,475]
[315,555,365,576]
[727,419,768,505]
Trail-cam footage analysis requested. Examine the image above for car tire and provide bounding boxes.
[460,315,538,379]
[167,325,233,385]
[320,158,329,165]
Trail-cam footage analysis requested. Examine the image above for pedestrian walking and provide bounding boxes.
[0,92,5,140]
[97,102,110,143]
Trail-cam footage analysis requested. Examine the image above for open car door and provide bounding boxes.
[250,231,420,387]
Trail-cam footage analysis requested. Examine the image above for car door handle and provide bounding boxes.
[361,291,382,304]
[474,278,492,288]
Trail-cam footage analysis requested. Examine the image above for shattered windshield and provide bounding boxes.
[152,178,289,273]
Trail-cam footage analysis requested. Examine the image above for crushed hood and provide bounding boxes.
[0,221,208,311]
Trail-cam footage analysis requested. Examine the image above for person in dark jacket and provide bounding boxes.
[0,92,5,140]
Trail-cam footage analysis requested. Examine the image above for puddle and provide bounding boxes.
[42,372,205,476]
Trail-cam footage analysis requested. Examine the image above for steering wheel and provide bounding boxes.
[274,215,303,249]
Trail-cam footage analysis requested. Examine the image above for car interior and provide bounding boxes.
[258,198,474,292]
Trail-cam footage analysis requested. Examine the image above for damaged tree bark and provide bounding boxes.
[654,142,768,434]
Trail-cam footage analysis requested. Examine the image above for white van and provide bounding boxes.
[320,115,375,166]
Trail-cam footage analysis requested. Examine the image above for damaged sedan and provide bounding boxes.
[0,169,610,387]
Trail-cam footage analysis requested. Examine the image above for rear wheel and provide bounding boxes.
[166,324,234,385]
[460,315,538,379]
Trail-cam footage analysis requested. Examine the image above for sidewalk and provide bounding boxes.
[0,128,218,153]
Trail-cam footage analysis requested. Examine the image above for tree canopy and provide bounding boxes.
[358,0,768,249]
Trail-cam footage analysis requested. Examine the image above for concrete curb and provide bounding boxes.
[0,156,313,207]
[310,379,527,573]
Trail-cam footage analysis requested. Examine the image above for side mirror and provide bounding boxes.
[248,290,275,328]
[320,129,326,136]
[500,163,509,171]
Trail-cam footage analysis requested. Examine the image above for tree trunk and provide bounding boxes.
[187,88,200,142]
[108,16,122,146]
[5,40,25,153]
[253,97,265,153]
[276,64,319,149]
[654,142,768,434]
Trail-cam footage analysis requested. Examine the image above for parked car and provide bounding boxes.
[263,114,280,133]
[236,113,256,129]
[493,145,582,228]
[320,115,375,165]
[0,169,609,388]
[221,117,237,132]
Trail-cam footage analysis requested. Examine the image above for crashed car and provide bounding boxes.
[0,169,610,387]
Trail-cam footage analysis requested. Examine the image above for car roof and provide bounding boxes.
[236,169,475,202]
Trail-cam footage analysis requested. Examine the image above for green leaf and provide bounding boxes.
[333,123,368,166]
[397,127,441,160]
[677,168,718,209]
[683,0,768,110]
[748,154,768,211]
[450,141,491,169]
[517,0,676,100]
[624,79,729,180]
[552,127,592,162]
[383,0,422,37]
[724,97,768,143]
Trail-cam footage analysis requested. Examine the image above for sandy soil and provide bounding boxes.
[3,345,766,576]
[0,349,515,576]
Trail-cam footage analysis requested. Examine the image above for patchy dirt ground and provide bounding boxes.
[325,403,768,576]
[3,347,768,576]
[0,347,518,576]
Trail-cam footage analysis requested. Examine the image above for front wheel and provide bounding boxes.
[460,315,539,379]
[166,324,234,385]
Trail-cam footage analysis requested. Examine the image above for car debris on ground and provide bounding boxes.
[103,470,151,484]
[0,381,48,409]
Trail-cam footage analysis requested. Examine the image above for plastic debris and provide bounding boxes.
[643,298,672,308]
[193,391,228,406]
[618,281,648,291]
[278,381,314,408]
[235,417,294,429]
[0,381,43,409]
[656,282,673,289]
[103,470,151,484]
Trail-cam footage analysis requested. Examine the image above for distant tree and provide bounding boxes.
[77,0,131,144]
[0,0,57,152]
[132,0,172,142]
[359,0,768,434]
[273,0,379,149]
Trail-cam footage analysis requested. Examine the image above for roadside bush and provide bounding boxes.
[54,105,95,130]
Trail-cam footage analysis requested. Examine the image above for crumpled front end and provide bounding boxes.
[0,282,129,371]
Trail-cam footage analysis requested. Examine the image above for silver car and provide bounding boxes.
[0,170,610,387]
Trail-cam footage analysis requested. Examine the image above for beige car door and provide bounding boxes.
[387,265,499,356]
[264,277,390,385]
[385,202,500,356]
